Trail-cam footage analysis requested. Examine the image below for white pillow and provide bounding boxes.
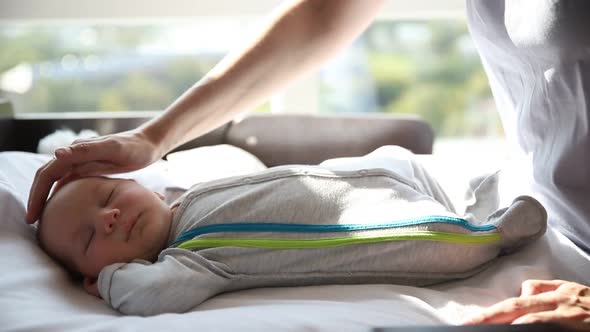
[0,166,32,241]
[165,144,267,189]
[0,151,52,205]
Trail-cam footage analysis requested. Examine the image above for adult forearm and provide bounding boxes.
[140,0,384,155]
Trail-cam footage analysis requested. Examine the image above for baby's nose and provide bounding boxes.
[101,209,120,233]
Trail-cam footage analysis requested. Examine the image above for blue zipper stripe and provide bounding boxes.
[172,216,496,245]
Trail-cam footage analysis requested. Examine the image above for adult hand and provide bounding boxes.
[464,279,590,328]
[26,129,162,223]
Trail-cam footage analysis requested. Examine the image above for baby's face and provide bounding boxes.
[39,177,172,279]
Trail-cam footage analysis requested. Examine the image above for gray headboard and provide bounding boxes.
[219,114,433,166]
[0,113,434,166]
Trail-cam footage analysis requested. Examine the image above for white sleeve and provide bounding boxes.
[98,250,233,316]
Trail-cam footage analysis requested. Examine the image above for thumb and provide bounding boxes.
[55,138,113,164]
[520,279,567,297]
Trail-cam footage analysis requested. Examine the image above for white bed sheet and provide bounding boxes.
[1,149,589,332]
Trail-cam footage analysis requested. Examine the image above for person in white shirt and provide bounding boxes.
[26,0,590,327]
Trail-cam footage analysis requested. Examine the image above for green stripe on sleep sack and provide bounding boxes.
[176,231,502,250]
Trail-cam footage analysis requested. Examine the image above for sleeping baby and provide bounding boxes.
[36,146,547,316]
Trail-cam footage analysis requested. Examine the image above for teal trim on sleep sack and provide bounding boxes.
[171,216,497,247]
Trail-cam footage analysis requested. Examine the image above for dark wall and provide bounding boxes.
[0,118,14,151]
[1,115,229,154]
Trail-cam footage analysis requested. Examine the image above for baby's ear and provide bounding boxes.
[83,277,101,298]
[153,192,165,201]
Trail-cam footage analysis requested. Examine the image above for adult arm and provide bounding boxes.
[26,0,385,223]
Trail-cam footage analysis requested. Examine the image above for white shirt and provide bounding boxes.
[466,0,590,252]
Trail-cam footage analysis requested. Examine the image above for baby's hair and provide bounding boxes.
[35,185,84,282]
[36,221,84,282]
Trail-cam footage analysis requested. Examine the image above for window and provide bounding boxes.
[0,1,507,158]
[319,20,501,139]
[0,21,271,114]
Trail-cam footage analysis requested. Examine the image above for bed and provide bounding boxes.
[1,113,589,331]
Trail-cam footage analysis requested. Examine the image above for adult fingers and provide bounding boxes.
[521,280,569,297]
[26,157,73,223]
[54,137,119,165]
[54,135,99,156]
[55,136,103,158]
[463,293,558,325]
[512,309,590,325]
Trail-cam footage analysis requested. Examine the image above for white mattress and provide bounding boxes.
[1,148,589,332]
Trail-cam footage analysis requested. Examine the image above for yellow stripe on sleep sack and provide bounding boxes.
[176,231,502,250]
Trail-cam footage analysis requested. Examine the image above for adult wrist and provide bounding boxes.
[138,119,171,160]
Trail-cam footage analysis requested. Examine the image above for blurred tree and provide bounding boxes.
[367,53,415,107]
[0,29,61,72]
[324,20,497,137]
[116,71,175,111]
[165,56,214,94]
[99,89,127,112]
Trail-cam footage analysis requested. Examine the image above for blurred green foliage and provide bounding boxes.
[0,20,501,137]
[353,21,500,136]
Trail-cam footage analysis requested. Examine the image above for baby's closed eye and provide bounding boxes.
[104,186,115,207]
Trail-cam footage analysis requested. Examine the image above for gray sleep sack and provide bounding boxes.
[98,165,546,316]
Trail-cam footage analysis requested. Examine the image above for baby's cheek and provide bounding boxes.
[120,188,147,206]
[133,224,164,261]
[90,242,134,272]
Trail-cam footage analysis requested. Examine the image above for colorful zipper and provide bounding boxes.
[172,216,499,248]
[175,231,501,250]
[172,216,498,248]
